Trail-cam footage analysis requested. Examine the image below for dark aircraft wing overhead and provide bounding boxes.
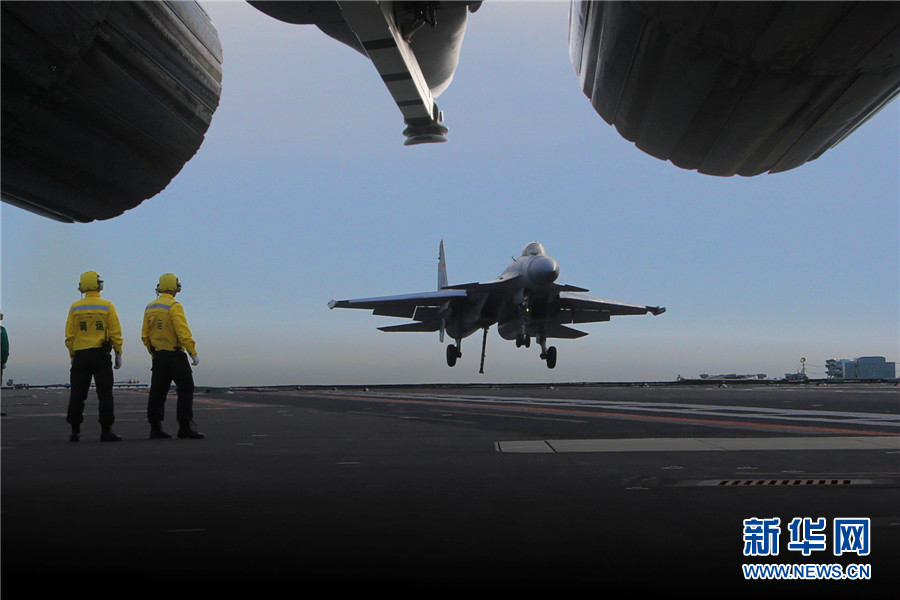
[1,1,223,222]
[568,1,900,176]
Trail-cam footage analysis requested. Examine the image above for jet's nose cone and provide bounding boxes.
[528,255,560,286]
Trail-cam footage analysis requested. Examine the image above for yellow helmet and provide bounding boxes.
[156,273,182,294]
[78,271,103,293]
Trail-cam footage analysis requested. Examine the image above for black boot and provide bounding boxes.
[100,427,122,442]
[149,422,172,439]
[70,424,80,443]
[177,420,205,439]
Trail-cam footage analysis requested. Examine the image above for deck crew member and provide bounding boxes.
[142,273,204,439]
[65,271,123,442]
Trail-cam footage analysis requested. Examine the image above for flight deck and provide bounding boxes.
[2,381,898,593]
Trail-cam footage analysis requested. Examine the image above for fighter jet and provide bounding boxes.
[329,241,665,371]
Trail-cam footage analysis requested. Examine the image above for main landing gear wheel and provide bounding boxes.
[543,346,557,369]
[446,344,461,367]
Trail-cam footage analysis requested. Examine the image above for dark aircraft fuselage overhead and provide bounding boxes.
[3,1,898,222]
[1,1,223,222]
[567,1,900,176]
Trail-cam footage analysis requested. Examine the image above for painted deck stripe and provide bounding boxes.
[495,436,900,453]
[300,392,899,436]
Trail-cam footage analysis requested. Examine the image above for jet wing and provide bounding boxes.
[559,292,666,323]
[328,289,466,319]
[445,274,589,294]
[552,283,590,293]
[444,273,521,293]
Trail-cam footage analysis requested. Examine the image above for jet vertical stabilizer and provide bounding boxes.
[438,240,449,342]
[438,240,449,290]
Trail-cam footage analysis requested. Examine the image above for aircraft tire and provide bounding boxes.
[546,346,557,369]
[446,344,458,367]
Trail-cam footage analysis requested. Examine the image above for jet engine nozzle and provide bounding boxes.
[527,256,560,287]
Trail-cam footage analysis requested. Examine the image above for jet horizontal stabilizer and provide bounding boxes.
[374,305,416,318]
[546,325,589,339]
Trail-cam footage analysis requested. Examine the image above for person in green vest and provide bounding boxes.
[1,311,8,417]
[1,311,8,377]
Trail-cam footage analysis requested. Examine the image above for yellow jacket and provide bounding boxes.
[142,293,196,356]
[65,291,123,357]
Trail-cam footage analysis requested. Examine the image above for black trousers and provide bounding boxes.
[147,350,194,426]
[67,348,115,428]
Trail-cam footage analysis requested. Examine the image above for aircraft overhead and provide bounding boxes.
[1,1,223,222]
[567,1,900,176]
[329,241,665,372]
[3,1,898,222]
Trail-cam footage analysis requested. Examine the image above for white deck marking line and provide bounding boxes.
[348,391,900,429]
[495,436,900,453]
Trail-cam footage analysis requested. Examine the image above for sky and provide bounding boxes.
[1,1,898,387]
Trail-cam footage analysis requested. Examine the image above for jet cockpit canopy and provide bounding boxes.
[522,242,546,257]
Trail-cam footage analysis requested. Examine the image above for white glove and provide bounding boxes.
[114,352,122,370]
[191,354,199,366]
